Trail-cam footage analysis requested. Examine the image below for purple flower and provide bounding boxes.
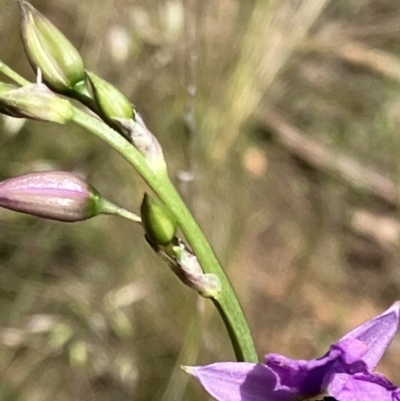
[186,302,400,401]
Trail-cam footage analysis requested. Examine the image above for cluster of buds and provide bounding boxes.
[0,2,216,298]
[7,1,166,171]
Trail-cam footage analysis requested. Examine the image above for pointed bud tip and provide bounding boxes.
[18,0,34,13]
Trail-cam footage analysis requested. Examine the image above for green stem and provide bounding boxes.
[71,107,258,362]
[0,60,30,86]
[113,207,142,223]
[99,198,142,223]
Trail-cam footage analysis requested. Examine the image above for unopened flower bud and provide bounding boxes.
[0,171,128,223]
[0,83,73,123]
[86,71,135,133]
[140,193,177,246]
[19,1,86,93]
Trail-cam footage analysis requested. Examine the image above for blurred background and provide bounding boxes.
[1,0,400,399]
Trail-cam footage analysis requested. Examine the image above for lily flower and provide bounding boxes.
[185,302,400,401]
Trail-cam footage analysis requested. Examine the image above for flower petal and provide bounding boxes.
[339,302,400,370]
[327,371,400,401]
[264,303,400,398]
[265,349,340,396]
[184,363,296,401]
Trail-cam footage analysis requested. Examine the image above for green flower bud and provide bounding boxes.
[140,193,177,246]
[0,171,136,223]
[19,1,86,93]
[86,71,134,125]
[0,83,73,123]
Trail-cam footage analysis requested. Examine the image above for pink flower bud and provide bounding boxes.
[0,171,107,222]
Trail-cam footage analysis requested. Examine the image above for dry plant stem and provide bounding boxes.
[72,107,257,362]
[260,109,400,207]
[304,39,400,84]
[0,60,258,361]
[207,0,329,163]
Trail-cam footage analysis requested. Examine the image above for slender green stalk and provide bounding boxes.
[113,207,142,223]
[71,107,258,362]
[0,60,30,86]
[99,198,142,223]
